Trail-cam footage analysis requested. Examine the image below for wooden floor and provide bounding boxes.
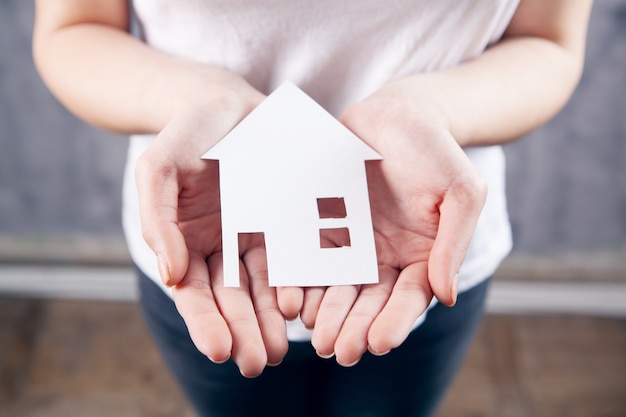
[1,297,625,417]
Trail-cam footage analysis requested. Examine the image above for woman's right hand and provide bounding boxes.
[135,81,302,377]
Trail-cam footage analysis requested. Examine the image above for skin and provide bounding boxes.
[33,0,592,376]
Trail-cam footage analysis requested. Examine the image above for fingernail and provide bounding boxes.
[239,367,262,379]
[368,346,391,357]
[449,273,459,306]
[337,357,360,367]
[316,350,334,359]
[267,359,283,367]
[157,254,172,286]
[208,353,230,364]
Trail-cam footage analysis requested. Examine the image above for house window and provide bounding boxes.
[317,197,347,219]
[317,197,350,248]
[319,227,351,248]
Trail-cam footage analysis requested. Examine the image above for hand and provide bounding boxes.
[304,86,487,366]
[135,82,302,377]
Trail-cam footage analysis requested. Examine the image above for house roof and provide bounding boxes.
[202,81,382,163]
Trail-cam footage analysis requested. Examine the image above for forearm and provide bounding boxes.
[373,0,592,147]
[32,4,256,134]
[390,37,584,147]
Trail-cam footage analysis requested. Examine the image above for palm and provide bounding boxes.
[368,162,439,272]
[175,161,222,256]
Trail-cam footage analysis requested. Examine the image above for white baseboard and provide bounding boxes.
[485,281,626,317]
[1,265,625,318]
[0,265,138,301]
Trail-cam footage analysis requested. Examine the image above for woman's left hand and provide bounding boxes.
[302,85,487,366]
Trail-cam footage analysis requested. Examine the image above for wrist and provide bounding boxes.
[374,77,470,146]
[342,79,455,152]
[138,59,264,133]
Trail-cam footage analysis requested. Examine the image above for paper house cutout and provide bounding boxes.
[202,81,382,287]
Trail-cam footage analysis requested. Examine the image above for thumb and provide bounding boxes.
[428,176,486,306]
[135,149,189,286]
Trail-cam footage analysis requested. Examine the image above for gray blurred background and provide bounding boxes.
[1,2,625,416]
[0,1,625,278]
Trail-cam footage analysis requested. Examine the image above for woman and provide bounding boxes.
[33,1,592,415]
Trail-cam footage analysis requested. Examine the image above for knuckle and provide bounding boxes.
[140,226,155,246]
[135,149,177,181]
[452,169,487,207]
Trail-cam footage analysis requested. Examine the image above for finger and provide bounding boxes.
[367,262,433,355]
[135,150,188,286]
[171,253,232,364]
[300,287,325,329]
[429,175,486,306]
[310,285,359,358]
[333,267,396,366]
[243,246,289,366]
[209,254,268,378]
[276,287,304,321]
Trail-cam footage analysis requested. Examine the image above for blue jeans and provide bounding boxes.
[138,268,490,417]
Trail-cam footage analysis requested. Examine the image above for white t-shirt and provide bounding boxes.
[124,0,517,340]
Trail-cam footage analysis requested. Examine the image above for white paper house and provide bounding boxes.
[202,81,382,287]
